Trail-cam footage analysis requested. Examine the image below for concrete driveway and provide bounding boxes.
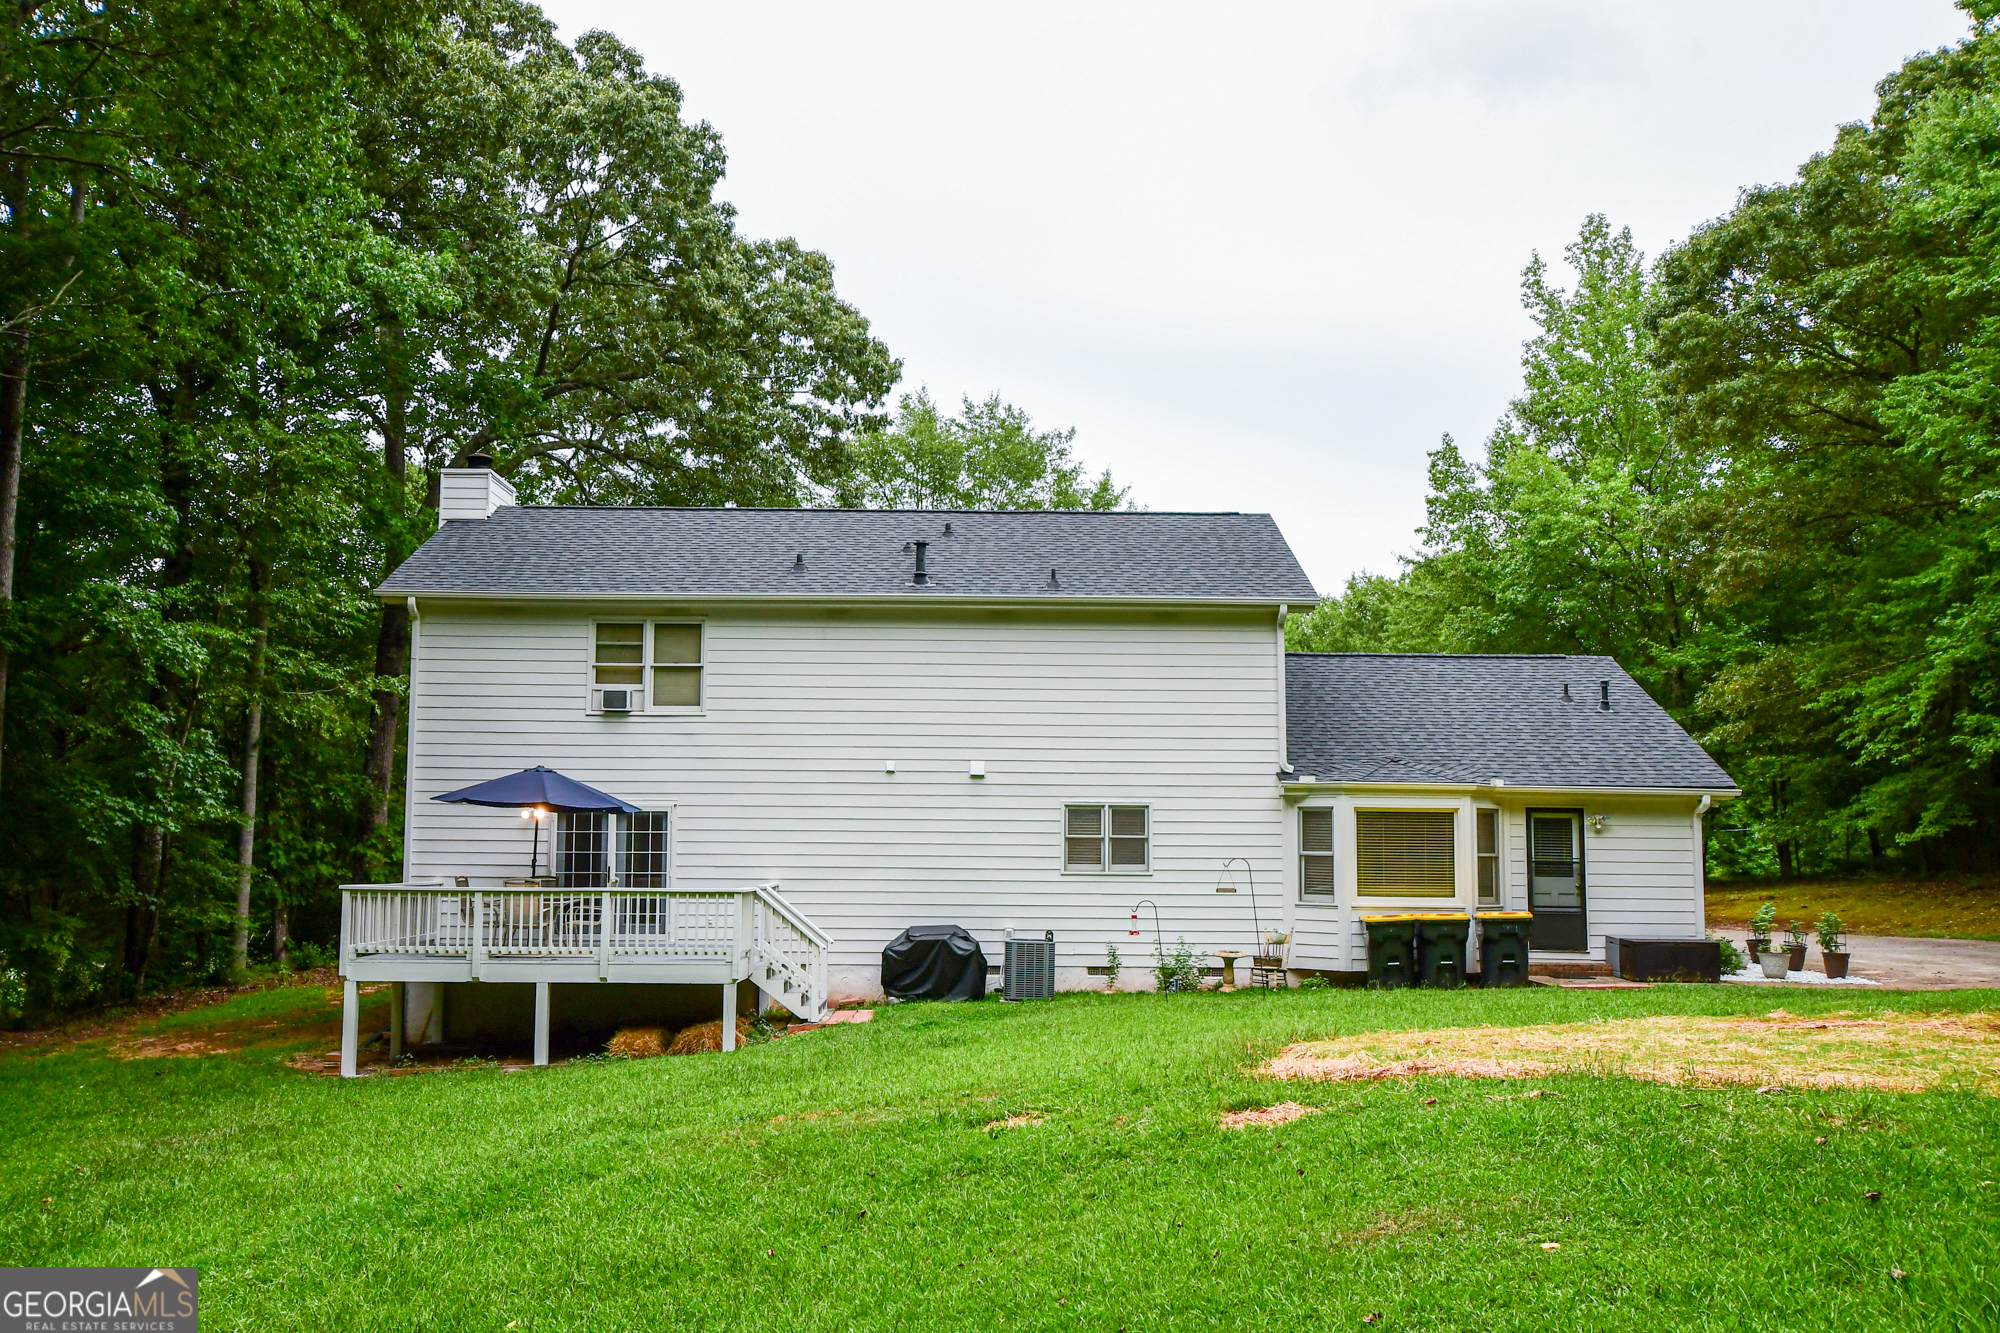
[1751,933,2000,990]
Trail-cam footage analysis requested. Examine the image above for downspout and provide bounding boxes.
[1276,604,1293,774]
[1693,793,1713,924]
[401,597,419,882]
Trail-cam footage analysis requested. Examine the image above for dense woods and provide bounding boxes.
[4,1,1997,1014]
[1292,1,2000,883]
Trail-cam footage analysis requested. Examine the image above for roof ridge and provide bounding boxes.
[1287,651,1580,660]
[504,505,1259,517]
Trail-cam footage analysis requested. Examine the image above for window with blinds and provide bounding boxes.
[1300,808,1335,897]
[1477,808,1500,905]
[1355,809,1456,897]
[1065,804,1148,872]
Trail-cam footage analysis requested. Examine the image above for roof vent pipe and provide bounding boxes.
[1599,679,1611,710]
[912,540,929,585]
[1048,567,1059,588]
[1561,682,1570,701]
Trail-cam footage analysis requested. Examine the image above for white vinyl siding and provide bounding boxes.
[1355,809,1456,897]
[405,605,1281,991]
[1299,808,1334,897]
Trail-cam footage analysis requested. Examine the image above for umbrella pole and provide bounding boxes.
[531,815,541,879]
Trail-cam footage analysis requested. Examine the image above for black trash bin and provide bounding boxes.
[1362,915,1419,988]
[881,924,987,1001]
[1414,913,1471,987]
[1477,911,1533,987]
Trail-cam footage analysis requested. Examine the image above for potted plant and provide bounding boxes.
[1816,911,1850,979]
[1103,943,1121,992]
[1784,921,1810,972]
[1748,901,1777,963]
[1255,928,1290,969]
[1758,944,1793,980]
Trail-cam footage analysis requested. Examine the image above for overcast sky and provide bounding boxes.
[537,0,1970,594]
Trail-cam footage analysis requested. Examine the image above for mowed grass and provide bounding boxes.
[4,985,1999,1332]
[1708,876,2000,940]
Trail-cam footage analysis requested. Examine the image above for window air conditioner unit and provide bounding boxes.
[598,687,637,713]
[1004,932,1056,1000]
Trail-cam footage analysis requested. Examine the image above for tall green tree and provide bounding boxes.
[835,389,1129,510]
[1651,0,2000,872]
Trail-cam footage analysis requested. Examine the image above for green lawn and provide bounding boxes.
[4,984,1998,1331]
[1707,876,2000,940]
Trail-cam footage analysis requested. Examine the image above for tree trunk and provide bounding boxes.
[1777,840,1795,880]
[272,901,289,970]
[233,562,270,975]
[125,822,165,994]
[0,329,28,795]
[360,324,410,877]
[361,601,407,844]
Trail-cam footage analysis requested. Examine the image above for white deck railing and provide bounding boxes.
[339,882,829,1021]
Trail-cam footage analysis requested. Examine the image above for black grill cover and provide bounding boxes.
[881,924,988,1001]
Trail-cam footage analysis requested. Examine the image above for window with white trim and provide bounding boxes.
[1476,809,1501,906]
[1300,808,1334,898]
[591,620,703,711]
[651,623,702,707]
[1065,805,1148,872]
[1355,809,1456,897]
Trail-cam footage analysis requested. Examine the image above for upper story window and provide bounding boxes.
[1300,808,1334,897]
[592,620,702,711]
[1065,804,1149,872]
[1355,809,1456,898]
[651,623,702,707]
[1476,809,1501,906]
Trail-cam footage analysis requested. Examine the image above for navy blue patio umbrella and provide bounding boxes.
[433,766,642,879]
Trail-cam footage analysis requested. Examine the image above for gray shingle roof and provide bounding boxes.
[1286,653,1737,791]
[378,506,1318,602]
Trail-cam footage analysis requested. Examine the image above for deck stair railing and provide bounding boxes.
[340,882,829,1021]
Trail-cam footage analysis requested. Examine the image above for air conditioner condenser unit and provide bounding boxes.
[1004,932,1056,1000]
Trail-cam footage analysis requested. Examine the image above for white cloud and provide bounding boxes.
[537,0,1968,593]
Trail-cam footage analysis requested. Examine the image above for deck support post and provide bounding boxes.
[340,979,359,1078]
[533,981,550,1067]
[389,982,405,1060]
[720,980,737,1053]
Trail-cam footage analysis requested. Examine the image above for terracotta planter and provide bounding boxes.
[1786,944,1808,971]
[1748,937,1772,964]
[1759,949,1792,979]
[1823,950,1851,979]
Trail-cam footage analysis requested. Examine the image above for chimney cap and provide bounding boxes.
[465,450,493,470]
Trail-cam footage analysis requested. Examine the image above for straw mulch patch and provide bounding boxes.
[982,1111,1045,1131]
[1219,1101,1320,1128]
[1259,1009,2000,1095]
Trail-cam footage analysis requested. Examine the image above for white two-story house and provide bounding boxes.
[333,463,1737,1074]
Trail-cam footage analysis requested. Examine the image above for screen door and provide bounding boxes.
[1528,811,1587,952]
